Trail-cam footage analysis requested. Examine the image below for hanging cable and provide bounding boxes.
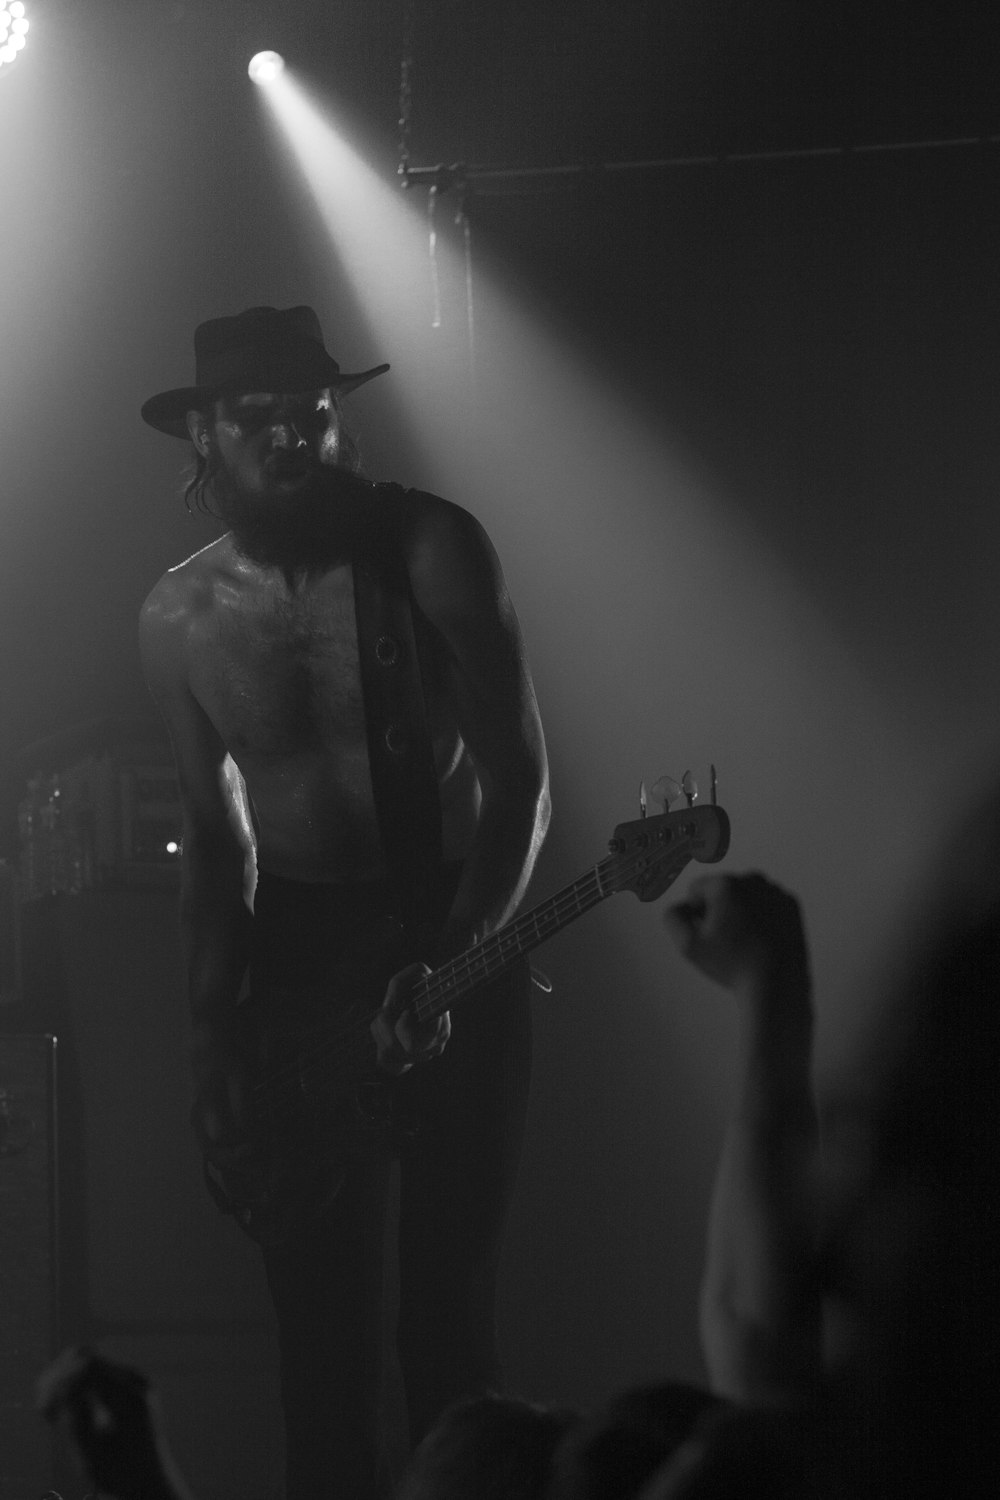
[427,183,443,330]
[397,0,415,183]
[454,172,476,388]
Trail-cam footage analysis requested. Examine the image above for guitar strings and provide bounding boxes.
[415,831,700,1018]
[251,860,615,1106]
[412,861,615,1018]
[248,831,700,1117]
[250,835,697,1112]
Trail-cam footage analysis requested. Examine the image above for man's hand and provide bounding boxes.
[189,1027,259,1176]
[663,872,810,997]
[37,1346,195,1500]
[371,962,451,1075]
[670,873,821,1403]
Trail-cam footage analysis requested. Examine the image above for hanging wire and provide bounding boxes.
[454,172,476,387]
[399,1,463,355]
[427,183,443,329]
[397,0,416,182]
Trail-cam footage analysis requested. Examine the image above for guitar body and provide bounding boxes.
[203,968,410,1247]
[203,800,731,1245]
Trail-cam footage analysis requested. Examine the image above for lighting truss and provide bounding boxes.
[394,16,1000,201]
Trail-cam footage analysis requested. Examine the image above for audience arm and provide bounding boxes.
[664,873,822,1403]
[38,1346,198,1500]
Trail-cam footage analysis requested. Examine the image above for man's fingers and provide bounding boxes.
[662,900,699,954]
[36,1347,149,1426]
[663,880,716,950]
[372,963,450,1072]
[382,962,433,1019]
[36,1346,93,1417]
[664,871,809,992]
[417,1013,451,1059]
[370,1009,416,1075]
[394,1008,450,1059]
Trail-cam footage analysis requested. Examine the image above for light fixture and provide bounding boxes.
[248,51,285,85]
[0,2,28,74]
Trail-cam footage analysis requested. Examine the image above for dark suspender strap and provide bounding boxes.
[353,484,444,941]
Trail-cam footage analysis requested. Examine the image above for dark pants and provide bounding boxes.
[250,869,532,1499]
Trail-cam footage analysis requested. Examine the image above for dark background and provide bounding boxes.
[1,0,998,1489]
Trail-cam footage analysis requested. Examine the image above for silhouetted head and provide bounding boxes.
[820,768,1000,1444]
[546,1382,726,1500]
[636,1406,842,1500]
[398,1392,577,1500]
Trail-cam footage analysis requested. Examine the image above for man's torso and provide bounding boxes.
[175,506,479,881]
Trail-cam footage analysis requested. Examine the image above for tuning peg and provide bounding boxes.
[650,775,682,810]
[639,780,647,818]
[681,770,698,807]
[710,764,717,806]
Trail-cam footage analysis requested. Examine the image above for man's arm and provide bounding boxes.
[406,496,551,961]
[664,873,822,1404]
[38,1347,197,1500]
[139,578,256,1151]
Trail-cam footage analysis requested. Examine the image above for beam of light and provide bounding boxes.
[252,61,943,1404]
[251,66,453,474]
[248,51,284,85]
[251,62,921,1091]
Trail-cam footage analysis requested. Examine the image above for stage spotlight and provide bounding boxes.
[0,1,29,74]
[248,50,285,84]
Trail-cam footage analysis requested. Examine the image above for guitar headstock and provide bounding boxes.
[605,804,730,903]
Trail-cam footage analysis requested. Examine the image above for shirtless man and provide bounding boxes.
[138,305,550,1498]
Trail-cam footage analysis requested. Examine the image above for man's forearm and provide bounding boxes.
[436,774,551,961]
[179,845,253,1033]
[700,976,821,1402]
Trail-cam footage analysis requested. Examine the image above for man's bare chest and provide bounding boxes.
[190,572,368,759]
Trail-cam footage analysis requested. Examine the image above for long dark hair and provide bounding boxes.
[181,389,363,516]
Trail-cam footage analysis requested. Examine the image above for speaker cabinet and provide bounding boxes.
[0,1033,58,1499]
[17,891,282,1500]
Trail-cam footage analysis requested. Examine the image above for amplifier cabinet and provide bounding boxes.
[16,892,282,1500]
[0,1033,58,1499]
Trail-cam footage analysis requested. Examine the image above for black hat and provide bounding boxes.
[140,305,390,439]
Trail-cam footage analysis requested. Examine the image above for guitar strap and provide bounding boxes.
[353,483,444,945]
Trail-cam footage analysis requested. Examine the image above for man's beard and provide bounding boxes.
[208,461,371,570]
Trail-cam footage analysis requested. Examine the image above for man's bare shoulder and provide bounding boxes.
[400,488,482,540]
[399,490,499,583]
[140,533,240,634]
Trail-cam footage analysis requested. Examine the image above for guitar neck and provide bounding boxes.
[413,858,616,1022]
[410,804,729,1023]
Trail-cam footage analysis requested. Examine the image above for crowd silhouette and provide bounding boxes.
[38,769,1000,1498]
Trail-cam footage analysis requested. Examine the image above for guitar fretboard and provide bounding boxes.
[249,808,726,1143]
[414,858,617,1021]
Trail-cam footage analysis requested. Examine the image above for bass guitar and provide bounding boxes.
[206,798,730,1242]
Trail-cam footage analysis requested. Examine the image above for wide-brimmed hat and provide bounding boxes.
[140,304,390,439]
